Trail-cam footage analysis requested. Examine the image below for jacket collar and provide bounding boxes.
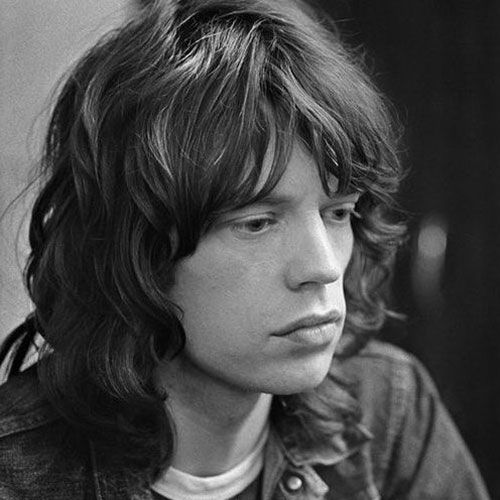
[263,421,379,500]
[91,399,376,500]
[279,419,374,467]
[91,423,377,500]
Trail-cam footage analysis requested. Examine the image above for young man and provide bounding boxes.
[0,0,490,498]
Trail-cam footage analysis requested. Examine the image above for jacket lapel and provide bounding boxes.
[264,423,380,500]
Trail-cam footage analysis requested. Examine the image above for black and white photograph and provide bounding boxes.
[0,1,498,498]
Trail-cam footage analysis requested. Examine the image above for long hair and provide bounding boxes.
[2,0,404,480]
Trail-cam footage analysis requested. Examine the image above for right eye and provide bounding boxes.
[230,216,277,236]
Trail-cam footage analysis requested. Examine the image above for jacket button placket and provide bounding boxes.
[277,471,316,499]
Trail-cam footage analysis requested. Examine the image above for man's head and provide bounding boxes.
[26,0,404,473]
[163,139,360,395]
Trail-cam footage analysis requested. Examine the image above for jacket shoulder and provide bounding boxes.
[343,338,417,367]
[339,339,435,406]
[338,340,490,499]
[0,368,90,499]
[0,365,58,438]
[337,340,439,465]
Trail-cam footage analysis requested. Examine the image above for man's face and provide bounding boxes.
[166,142,358,395]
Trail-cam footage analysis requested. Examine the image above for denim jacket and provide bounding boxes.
[0,341,490,499]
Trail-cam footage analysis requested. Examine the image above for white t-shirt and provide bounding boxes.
[151,425,269,500]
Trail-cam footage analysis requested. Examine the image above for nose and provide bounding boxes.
[285,216,343,290]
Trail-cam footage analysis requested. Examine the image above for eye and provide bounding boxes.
[231,216,277,236]
[323,204,361,223]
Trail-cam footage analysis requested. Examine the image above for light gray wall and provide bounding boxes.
[1,0,129,339]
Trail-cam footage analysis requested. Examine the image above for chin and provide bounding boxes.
[262,353,334,395]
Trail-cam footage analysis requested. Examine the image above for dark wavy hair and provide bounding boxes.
[1,0,405,481]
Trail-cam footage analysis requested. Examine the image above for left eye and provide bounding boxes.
[324,205,359,223]
[332,208,350,221]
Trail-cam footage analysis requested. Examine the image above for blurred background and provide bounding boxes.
[316,1,500,496]
[1,0,498,497]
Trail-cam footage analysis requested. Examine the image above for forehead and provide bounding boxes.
[253,139,339,199]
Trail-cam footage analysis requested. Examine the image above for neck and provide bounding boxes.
[156,354,273,476]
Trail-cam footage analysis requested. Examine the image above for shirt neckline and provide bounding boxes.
[151,425,269,500]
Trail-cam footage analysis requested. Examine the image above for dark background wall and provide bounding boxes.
[316,0,499,496]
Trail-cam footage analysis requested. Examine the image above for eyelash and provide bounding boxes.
[230,205,361,236]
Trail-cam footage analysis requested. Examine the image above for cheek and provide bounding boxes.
[169,245,273,328]
[334,225,355,271]
[168,248,278,372]
[346,231,355,267]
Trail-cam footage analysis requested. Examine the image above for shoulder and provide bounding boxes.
[339,340,439,438]
[0,365,58,435]
[336,340,490,499]
[340,338,426,375]
[339,339,436,404]
[0,367,89,499]
[336,340,433,473]
[338,340,438,426]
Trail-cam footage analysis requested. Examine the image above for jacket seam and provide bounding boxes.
[90,441,104,500]
[380,356,411,496]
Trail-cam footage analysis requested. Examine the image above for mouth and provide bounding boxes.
[271,311,343,338]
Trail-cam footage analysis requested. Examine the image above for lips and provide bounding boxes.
[271,310,343,337]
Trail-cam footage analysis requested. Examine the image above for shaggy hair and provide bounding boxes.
[1,0,404,481]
